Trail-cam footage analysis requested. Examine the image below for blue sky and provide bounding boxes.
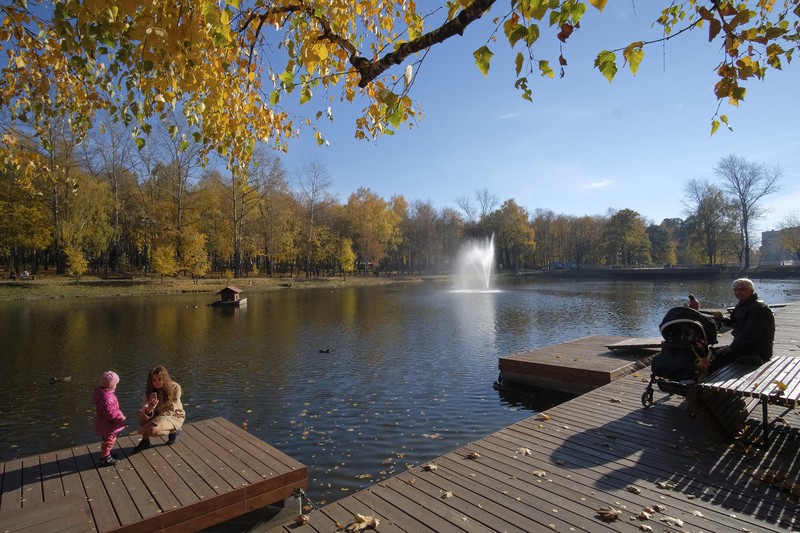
[278,3,799,236]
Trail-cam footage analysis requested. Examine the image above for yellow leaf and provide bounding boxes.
[774,380,788,392]
[588,0,608,11]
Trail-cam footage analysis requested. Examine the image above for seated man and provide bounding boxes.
[710,278,775,373]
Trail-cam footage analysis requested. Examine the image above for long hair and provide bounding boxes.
[145,365,176,413]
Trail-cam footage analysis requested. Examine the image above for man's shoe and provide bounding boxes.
[99,454,120,467]
[167,429,182,445]
[133,438,151,453]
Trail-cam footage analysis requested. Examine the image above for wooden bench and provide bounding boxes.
[691,355,800,445]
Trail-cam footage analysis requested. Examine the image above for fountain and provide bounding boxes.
[452,235,496,292]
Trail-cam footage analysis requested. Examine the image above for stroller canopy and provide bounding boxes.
[659,306,718,345]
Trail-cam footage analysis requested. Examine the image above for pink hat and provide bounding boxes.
[100,370,120,388]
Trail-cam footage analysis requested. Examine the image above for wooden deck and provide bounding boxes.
[267,303,800,533]
[266,370,800,532]
[0,417,307,533]
[498,335,658,394]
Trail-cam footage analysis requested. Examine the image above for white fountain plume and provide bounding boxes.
[452,235,496,292]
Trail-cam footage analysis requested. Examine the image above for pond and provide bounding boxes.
[1,276,798,506]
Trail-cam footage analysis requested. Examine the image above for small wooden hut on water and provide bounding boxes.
[212,285,247,307]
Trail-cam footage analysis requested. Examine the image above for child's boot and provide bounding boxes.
[133,438,151,453]
[99,454,120,467]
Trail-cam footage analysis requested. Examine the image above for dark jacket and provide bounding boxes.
[722,293,775,361]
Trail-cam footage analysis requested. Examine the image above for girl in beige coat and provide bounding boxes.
[133,365,185,452]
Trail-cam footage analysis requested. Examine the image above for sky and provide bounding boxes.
[275,3,799,236]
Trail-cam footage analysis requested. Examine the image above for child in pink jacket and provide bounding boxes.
[92,370,127,467]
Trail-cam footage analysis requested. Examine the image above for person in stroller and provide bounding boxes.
[709,278,775,373]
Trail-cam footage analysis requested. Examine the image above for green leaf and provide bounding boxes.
[300,85,312,105]
[168,124,178,138]
[594,50,617,83]
[135,137,145,151]
[623,43,644,76]
[525,24,540,46]
[473,45,493,76]
[269,90,280,106]
[515,52,524,76]
[538,60,554,79]
[507,24,528,47]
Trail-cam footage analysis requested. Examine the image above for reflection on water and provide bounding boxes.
[0,277,798,505]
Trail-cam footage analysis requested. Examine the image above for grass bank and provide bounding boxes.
[0,271,426,302]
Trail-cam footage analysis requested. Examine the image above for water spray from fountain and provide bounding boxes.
[452,235,496,292]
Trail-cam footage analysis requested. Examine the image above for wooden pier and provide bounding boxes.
[0,417,307,533]
[498,335,658,394]
[266,303,800,533]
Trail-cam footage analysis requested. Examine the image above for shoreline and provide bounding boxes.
[2,265,797,302]
[0,273,428,302]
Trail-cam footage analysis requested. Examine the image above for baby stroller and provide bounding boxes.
[641,306,718,408]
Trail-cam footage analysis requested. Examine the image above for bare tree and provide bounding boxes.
[296,158,333,277]
[455,188,498,227]
[714,155,782,268]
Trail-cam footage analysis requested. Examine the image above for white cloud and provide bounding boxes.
[580,178,613,190]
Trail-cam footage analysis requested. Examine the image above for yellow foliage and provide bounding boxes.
[0,0,796,166]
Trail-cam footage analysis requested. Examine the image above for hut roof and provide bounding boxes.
[217,286,242,295]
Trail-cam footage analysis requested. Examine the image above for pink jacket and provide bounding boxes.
[93,387,126,437]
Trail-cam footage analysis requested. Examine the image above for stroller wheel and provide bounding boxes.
[641,388,654,409]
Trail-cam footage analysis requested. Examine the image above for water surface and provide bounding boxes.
[1,277,798,504]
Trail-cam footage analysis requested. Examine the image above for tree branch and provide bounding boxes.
[351,0,497,87]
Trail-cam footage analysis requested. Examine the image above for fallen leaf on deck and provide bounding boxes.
[610,398,622,403]
[659,516,684,527]
[404,478,416,485]
[466,451,480,460]
[516,447,532,456]
[422,463,438,471]
[532,469,548,478]
[441,491,454,499]
[295,514,310,525]
[533,414,551,421]
[596,507,621,522]
[636,510,651,520]
[639,525,653,532]
[691,510,704,517]
[656,481,676,490]
[626,485,642,495]
[774,380,788,392]
[344,514,380,532]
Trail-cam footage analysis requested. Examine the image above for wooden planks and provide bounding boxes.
[499,336,656,394]
[266,372,800,533]
[0,417,307,533]
[267,303,800,533]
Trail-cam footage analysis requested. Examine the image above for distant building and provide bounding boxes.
[760,229,797,264]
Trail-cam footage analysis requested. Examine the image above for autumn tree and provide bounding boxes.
[778,215,800,262]
[341,187,400,276]
[482,199,535,271]
[604,209,651,266]
[571,215,604,268]
[3,0,795,186]
[715,154,782,268]
[0,168,51,272]
[683,178,738,265]
[79,114,139,272]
